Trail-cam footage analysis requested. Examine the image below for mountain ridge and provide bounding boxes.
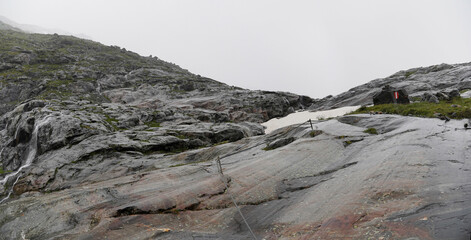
[0,21,314,124]
[0,16,93,39]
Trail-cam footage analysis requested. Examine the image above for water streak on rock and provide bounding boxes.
[0,116,52,202]
[0,176,20,204]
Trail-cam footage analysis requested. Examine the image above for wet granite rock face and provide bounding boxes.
[0,29,314,121]
[1,114,470,239]
[0,26,313,212]
[1,22,471,240]
[0,25,316,208]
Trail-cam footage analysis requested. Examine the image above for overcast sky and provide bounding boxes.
[1,0,471,98]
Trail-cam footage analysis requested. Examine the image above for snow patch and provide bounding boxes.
[262,106,360,134]
[460,90,471,99]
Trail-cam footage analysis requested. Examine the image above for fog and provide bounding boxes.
[1,0,471,98]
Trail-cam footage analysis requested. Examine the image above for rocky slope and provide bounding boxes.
[0,22,470,239]
[0,27,313,122]
[310,62,471,110]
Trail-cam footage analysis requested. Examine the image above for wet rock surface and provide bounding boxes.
[0,114,469,239]
[1,22,470,239]
[0,29,313,123]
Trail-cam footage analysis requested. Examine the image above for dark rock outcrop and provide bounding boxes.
[373,85,409,105]
[422,92,439,103]
[265,137,296,150]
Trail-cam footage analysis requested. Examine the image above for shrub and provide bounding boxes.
[363,128,378,134]
[309,130,323,137]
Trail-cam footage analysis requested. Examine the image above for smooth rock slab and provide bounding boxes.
[1,115,469,239]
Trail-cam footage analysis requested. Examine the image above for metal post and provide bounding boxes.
[214,156,257,240]
[216,156,223,175]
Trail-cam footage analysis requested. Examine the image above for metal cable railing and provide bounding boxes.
[215,157,257,240]
[192,119,319,239]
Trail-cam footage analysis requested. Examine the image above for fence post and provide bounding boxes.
[214,156,257,240]
[216,156,223,175]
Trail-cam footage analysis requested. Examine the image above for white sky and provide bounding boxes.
[1,0,471,98]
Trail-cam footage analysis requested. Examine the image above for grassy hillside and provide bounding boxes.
[352,98,471,119]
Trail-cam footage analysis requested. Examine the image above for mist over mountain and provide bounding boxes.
[0,15,92,40]
[0,20,470,239]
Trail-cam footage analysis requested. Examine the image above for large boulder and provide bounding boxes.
[422,92,439,103]
[373,85,410,105]
[421,89,460,103]
[443,88,460,99]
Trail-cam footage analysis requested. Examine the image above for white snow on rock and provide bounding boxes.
[460,90,471,98]
[262,106,361,134]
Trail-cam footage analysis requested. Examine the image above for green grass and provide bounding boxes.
[104,114,119,131]
[0,167,11,174]
[351,98,471,119]
[343,139,363,146]
[363,128,378,134]
[46,79,74,87]
[213,140,229,146]
[145,121,161,128]
[309,130,323,137]
[104,114,118,124]
[262,146,273,151]
[409,96,422,102]
[404,70,417,78]
[38,89,73,100]
[175,134,187,139]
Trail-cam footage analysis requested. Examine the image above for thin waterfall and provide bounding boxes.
[0,176,20,204]
[0,116,52,203]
